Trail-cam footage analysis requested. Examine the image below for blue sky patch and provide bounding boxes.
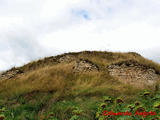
[72,9,90,20]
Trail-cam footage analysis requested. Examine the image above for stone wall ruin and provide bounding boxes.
[108,60,160,87]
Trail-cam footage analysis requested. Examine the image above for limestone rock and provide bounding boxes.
[108,60,160,87]
[73,59,99,72]
[58,55,75,63]
[0,68,23,81]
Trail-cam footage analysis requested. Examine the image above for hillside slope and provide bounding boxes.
[0,51,160,120]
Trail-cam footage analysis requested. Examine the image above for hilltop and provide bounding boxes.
[0,51,160,120]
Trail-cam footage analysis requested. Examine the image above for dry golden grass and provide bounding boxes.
[0,51,160,101]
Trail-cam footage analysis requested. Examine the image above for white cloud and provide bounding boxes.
[40,20,160,52]
[0,0,160,71]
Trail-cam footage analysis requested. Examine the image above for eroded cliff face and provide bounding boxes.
[108,60,160,88]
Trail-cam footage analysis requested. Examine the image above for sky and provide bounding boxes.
[0,0,160,71]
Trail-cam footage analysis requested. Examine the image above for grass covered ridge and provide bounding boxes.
[0,51,160,119]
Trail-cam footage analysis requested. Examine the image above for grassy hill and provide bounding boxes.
[0,51,160,120]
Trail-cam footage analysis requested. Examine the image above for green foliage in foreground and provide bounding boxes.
[0,90,160,120]
[96,90,160,120]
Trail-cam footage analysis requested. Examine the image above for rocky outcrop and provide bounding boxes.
[0,68,23,81]
[73,59,99,72]
[58,55,76,63]
[108,60,160,87]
